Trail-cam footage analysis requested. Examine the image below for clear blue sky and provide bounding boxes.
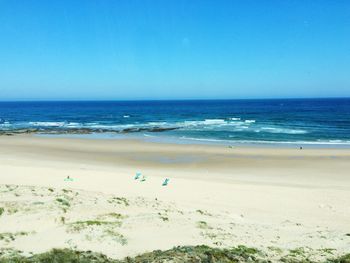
[0,0,349,100]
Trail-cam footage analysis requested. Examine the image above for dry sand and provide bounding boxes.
[0,135,349,260]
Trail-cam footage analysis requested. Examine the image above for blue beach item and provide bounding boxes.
[162,178,169,186]
[135,172,141,180]
[64,176,74,182]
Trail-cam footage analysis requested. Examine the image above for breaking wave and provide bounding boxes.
[0,118,309,135]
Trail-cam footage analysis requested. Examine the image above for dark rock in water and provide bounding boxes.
[148,127,178,132]
[120,127,145,133]
[0,128,39,136]
[119,126,179,133]
[0,126,180,136]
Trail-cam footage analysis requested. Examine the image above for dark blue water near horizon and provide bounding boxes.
[0,98,350,145]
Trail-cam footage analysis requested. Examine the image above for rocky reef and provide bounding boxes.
[0,126,179,136]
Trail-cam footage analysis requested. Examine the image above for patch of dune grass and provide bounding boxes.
[0,245,262,262]
[0,246,349,263]
[196,209,212,216]
[68,220,122,232]
[56,198,70,207]
[0,232,29,243]
[0,248,116,263]
[98,212,126,220]
[67,219,127,246]
[332,254,350,263]
[108,197,129,206]
[197,220,212,229]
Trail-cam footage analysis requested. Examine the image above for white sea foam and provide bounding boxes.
[182,119,232,127]
[203,119,226,125]
[180,136,230,143]
[29,122,65,127]
[233,140,350,145]
[65,122,81,128]
[85,123,132,129]
[5,119,308,137]
[147,122,168,126]
[143,133,156,138]
[181,136,350,145]
[258,127,307,134]
[0,121,11,127]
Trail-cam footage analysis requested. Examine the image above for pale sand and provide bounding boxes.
[0,136,349,260]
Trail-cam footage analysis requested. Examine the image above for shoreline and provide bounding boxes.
[1,126,350,149]
[38,133,350,149]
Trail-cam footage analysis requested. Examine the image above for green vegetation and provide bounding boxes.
[6,208,18,215]
[267,246,283,254]
[318,248,336,255]
[196,220,212,230]
[4,185,18,192]
[331,253,350,263]
[280,247,312,262]
[103,229,128,246]
[0,207,4,216]
[107,213,124,219]
[68,220,122,232]
[32,201,45,206]
[0,245,262,262]
[108,197,129,206]
[67,219,127,245]
[160,216,169,221]
[196,209,212,216]
[98,212,125,220]
[56,198,70,207]
[157,212,169,222]
[128,245,263,262]
[0,249,115,263]
[196,220,227,241]
[0,232,29,243]
[0,246,349,263]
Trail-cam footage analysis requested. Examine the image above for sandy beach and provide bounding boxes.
[0,135,349,261]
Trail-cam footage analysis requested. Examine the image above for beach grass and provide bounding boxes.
[0,232,29,243]
[0,246,349,263]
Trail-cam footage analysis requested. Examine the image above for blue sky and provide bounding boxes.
[0,0,349,100]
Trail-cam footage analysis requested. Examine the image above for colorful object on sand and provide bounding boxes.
[135,172,141,180]
[162,178,170,186]
[64,176,74,182]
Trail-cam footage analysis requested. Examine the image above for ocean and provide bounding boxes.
[0,98,350,146]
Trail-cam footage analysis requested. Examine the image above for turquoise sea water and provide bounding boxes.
[0,98,349,146]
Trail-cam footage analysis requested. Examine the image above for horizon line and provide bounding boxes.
[0,96,349,103]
